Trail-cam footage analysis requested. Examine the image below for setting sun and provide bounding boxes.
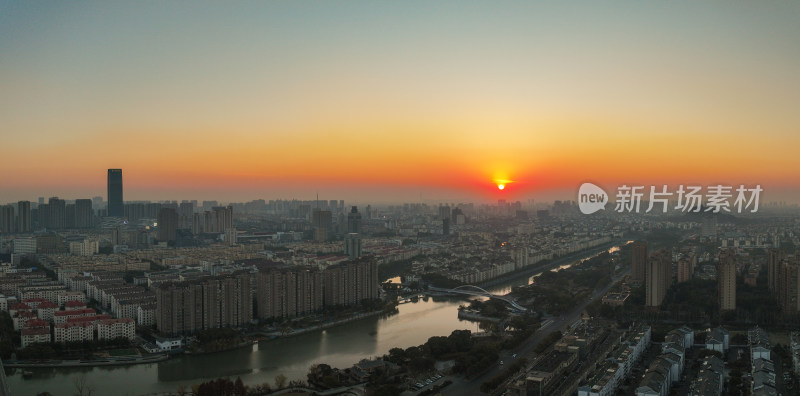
[498,184,505,190]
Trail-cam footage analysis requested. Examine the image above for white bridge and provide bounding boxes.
[430,285,527,311]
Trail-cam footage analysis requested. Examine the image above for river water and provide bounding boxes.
[5,245,622,395]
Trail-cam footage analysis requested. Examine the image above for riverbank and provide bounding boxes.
[478,239,626,290]
[457,310,502,323]
[184,339,255,355]
[4,353,168,368]
[251,309,389,339]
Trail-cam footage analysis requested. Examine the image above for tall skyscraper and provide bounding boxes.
[157,208,179,242]
[75,199,93,228]
[631,241,648,283]
[17,201,31,233]
[107,169,124,217]
[646,249,672,307]
[717,249,737,311]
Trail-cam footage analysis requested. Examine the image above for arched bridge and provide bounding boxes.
[429,285,527,311]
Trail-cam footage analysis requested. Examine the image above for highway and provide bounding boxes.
[441,268,628,396]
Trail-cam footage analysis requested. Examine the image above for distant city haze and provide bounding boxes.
[2,2,799,203]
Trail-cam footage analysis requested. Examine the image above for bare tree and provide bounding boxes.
[274,373,287,389]
[73,374,95,396]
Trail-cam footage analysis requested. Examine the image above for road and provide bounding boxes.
[441,269,628,396]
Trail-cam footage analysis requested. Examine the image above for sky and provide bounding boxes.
[1,1,799,204]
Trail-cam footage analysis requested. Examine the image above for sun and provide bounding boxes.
[497,184,505,190]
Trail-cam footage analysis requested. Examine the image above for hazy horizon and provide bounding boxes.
[2,1,799,204]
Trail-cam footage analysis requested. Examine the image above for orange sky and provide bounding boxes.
[1,2,799,203]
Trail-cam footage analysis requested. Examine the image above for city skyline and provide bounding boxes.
[2,2,800,204]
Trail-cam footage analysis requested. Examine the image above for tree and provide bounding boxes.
[274,374,288,389]
[234,377,246,396]
[73,374,95,396]
[246,383,271,396]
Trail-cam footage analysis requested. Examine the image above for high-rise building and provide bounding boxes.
[631,241,648,283]
[36,203,49,229]
[717,249,737,311]
[452,207,466,225]
[704,216,718,237]
[224,228,237,245]
[17,201,31,233]
[191,213,202,235]
[347,206,361,234]
[254,258,377,321]
[312,209,332,242]
[345,233,362,259]
[677,257,693,283]
[0,205,14,234]
[65,203,76,228]
[324,258,379,307]
[206,206,228,233]
[256,263,323,320]
[768,249,783,292]
[75,199,93,228]
[202,206,233,233]
[438,205,451,220]
[107,169,124,217]
[776,254,800,315]
[155,272,252,335]
[47,197,66,229]
[157,208,179,242]
[645,249,672,307]
[179,202,193,229]
[92,196,103,210]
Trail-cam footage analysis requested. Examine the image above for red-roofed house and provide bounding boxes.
[9,302,32,317]
[13,310,37,331]
[21,298,48,310]
[36,301,59,322]
[53,308,96,324]
[24,318,50,329]
[21,327,52,347]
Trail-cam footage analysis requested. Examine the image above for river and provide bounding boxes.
[5,244,623,395]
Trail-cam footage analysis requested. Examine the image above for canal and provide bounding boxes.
[5,244,624,395]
